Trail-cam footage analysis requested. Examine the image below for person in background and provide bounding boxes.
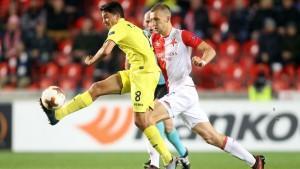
[183,0,211,39]
[257,18,282,66]
[281,22,300,66]
[21,0,46,37]
[248,72,272,101]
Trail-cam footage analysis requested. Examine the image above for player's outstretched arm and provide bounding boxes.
[85,40,116,65]
[192,41,216,67]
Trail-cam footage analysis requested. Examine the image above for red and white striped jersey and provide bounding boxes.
[151,28,202,91]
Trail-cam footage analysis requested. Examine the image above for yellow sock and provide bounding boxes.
[55,91,93,120]
[144,125,172,165]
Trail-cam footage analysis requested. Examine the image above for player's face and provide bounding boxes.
[101,11,119,29]
[150,10,168,34]
[143,13,153,33]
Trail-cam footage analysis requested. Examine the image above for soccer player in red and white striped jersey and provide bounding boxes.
[148,3,265,169]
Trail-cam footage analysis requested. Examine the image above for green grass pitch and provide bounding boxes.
[0,151,299,169]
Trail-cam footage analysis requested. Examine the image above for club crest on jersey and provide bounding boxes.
[170,38,177,46]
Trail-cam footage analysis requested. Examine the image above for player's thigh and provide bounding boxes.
[158,86,195,118]
[88,73,122,98]
[130,71,159,113]
[148,100,171,124]
[118,70,131,94]
[179,101,209,129]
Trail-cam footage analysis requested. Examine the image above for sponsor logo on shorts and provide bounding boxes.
[134,103,143,107]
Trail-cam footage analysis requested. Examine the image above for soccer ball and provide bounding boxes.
[41,86,66,110]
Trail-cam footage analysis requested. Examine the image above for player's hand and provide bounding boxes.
[192,56,206,67]
[84,55,94,65]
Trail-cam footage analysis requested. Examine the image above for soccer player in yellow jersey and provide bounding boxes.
[39,2,177,168]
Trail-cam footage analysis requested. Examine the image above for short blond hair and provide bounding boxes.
[150,3,171,16]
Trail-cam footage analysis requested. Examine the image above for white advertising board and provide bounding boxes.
[13,98,300,152]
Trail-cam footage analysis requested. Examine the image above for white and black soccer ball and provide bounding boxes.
[41,86,66,110]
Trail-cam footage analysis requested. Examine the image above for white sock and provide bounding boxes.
[145,137,160,168]
[223,137,256,167]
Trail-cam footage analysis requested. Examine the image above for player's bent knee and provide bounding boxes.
[134,120,149,130]
[134,113,151,130]
[88,81,105,98]
[148,111,168,125]
[88,74,122,98]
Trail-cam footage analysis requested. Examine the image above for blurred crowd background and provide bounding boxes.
[0,0,300,99]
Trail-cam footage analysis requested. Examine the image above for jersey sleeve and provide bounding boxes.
[106,25,126,44]
[181,30,202,48]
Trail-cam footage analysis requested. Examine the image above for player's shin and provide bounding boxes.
[166,129,187,157]
[156,121,166,138]
[55,91,93,120]
[144,125,173,165]
[145,137,160,168]
[222,136,256,167]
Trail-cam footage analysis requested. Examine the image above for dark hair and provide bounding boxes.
[150,3,171,13]
[100,2,124,18]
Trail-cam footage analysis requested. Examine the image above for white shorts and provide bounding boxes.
[158,84,209,129]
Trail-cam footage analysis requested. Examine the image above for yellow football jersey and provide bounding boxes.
[106,18,160,72]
